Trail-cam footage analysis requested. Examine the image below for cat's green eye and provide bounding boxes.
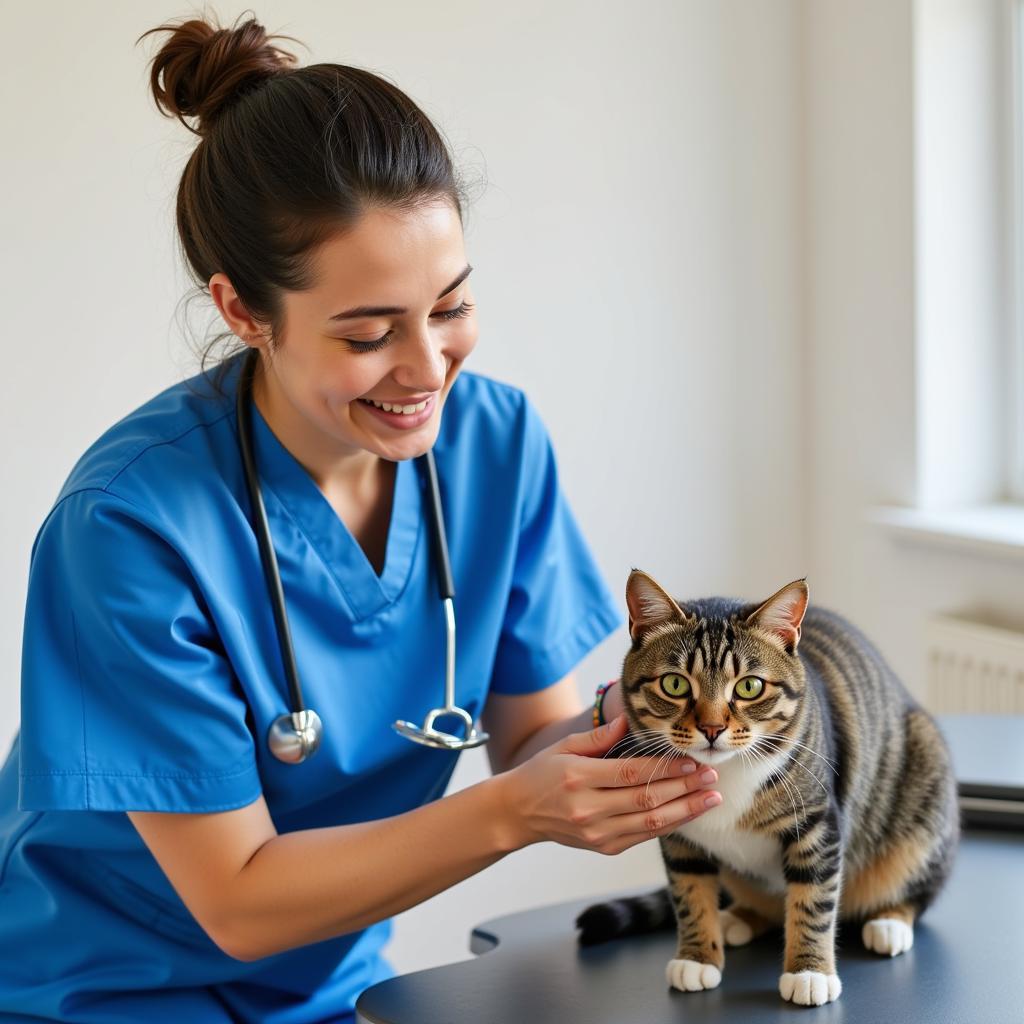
[660,673,692,698]
[735,676,765,700]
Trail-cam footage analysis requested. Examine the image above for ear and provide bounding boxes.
[625,569,691,642]
[744,578,809,654]
[208,272,270,350]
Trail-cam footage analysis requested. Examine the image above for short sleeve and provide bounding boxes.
[488,395,624,695]
[18,488,262,813]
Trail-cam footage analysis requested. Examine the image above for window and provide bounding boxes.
[1012,1,1024,500]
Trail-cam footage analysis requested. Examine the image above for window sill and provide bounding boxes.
[866,503,1024,562]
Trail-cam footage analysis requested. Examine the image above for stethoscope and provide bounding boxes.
[234,347,489,763]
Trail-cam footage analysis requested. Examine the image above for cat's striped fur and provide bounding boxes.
[575,570,960,1006]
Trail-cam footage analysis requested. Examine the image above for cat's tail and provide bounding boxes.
[575,886,675,945]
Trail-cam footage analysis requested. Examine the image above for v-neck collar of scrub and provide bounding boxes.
[241,380,423,621]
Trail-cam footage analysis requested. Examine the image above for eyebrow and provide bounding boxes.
[327,264,474,321]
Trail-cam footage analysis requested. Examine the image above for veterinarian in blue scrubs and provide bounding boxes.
[0,346,621,1021]
[0,14,626,1023]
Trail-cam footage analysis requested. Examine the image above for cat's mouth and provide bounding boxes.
[686,746,739,766]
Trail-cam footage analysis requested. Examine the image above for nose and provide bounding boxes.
[396,325,448,394]
[697,722,727,745]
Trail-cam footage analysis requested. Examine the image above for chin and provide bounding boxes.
[687,747,739,766]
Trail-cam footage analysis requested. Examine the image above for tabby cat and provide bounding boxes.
[575,569,960,1007]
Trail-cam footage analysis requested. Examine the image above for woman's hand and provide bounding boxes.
[495,713,722,856]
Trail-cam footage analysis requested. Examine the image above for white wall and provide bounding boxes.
[2,0,802,979]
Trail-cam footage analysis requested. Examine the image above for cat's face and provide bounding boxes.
[620,570,809,767]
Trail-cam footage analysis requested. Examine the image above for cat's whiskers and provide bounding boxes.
[755,733,839,775]
[601,742,669,768]
[757,733,835,786]
[759,748,828,798]
[738,743,802,844]
[604,731,671,760]
[643,744,684,805]
[610,728,666,747]
[606,726,687,760]
[601,723,696,795]
[743,740,805,842]
[603,727,663,755]
[603,735,681,786]
[753,741,831,794]
[606,726,665,746]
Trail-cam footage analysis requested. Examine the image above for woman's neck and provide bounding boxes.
[250,353,381,496]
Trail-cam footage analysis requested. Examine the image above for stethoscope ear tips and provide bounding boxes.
[268,709,324,764]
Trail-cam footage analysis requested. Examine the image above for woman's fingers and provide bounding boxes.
[584,753,702,788]
[503,719,724,855]
[610,787,723,841]
[592,767,718,818]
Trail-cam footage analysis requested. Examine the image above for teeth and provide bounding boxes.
[364,398,429,414]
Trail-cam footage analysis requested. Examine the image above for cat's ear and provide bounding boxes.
[625,569,691,641]
[744,578,809,654]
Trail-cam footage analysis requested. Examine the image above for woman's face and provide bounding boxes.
[226,199,478,473]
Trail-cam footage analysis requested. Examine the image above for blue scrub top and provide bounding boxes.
[0,351,623,1023]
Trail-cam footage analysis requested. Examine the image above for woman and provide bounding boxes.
[0,13,721,1023]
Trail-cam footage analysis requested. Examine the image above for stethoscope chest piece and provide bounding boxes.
[268,709,324,764]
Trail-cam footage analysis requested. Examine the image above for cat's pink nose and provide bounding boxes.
[698,723,727,744]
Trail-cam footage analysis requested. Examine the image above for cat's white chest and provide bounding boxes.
[672,752,787,893]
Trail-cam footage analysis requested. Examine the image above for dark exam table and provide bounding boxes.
[356,715,1024,1023]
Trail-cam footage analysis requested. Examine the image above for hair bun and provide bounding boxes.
[138,13,301,136]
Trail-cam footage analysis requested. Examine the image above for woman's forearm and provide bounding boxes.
[221,775,520,961]
[222,683,626,961]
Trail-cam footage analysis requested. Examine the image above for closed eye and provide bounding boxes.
[433,301,475,322]
[343,302,475,353]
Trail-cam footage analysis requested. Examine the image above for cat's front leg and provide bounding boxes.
[659,834,724,992]
[778,811,843,1006]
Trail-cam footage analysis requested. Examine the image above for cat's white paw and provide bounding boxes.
[862,917,914,956]
[666,958,722,992]
[779,971,842,1005]
[718,909,754,946]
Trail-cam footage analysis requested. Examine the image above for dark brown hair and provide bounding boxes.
[136,10,474,392]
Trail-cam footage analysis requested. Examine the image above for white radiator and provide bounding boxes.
[925,614,1024,714]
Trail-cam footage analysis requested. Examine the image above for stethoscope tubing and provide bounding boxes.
[418,444,455,601]
[236,349,308,719]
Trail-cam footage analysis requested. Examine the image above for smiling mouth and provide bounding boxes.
[358,397,432,415]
